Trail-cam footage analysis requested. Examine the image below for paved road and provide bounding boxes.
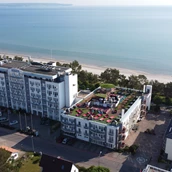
[0,127,140,172]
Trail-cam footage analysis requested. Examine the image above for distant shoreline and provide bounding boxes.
[0,52,171,84]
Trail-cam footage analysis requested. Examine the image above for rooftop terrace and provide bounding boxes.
[0,60,70,76]
[64,87,143,124]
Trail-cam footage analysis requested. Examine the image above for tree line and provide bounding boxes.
[56,60,172,106]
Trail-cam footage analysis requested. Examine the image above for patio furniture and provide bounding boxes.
[110,116,115,119]
[100,118,104,121]
[106,119,112,123]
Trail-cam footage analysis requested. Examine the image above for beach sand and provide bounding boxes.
[0,53,171,83]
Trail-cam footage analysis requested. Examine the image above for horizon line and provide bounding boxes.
[0,3,172,7]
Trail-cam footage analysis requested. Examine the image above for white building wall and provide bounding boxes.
[45,81,61,119]
[64,74,78,107]
[121,98,141,138]
[29,78,42,115]
[145,85,152,110]
[0,73,8,107]
[165,138,172,161]
[58,82,65,109]
[76,118,89,142]
[106,126,118,149]
[71,165,79,172]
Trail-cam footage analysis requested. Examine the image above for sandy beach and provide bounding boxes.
[0,52,171,83]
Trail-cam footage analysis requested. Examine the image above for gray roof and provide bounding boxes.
[165,119,172,139]
[39,154,74,172]
[1,60,70,76]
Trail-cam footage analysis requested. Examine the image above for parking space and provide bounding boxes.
[58,137,112,156]
[0,109,61,143]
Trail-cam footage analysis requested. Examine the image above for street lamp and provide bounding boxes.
[98,151,102,167]
[31,136,35,152]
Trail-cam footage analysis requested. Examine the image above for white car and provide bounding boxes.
[10,153,19,160]
[9,120,18,126]
[62,138,68,144]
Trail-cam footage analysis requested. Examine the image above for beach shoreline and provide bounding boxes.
[0,52,171,83]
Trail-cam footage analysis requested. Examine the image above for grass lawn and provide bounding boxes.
[95,93,106,98]
[19,153,40,172]
[100,83,115,88]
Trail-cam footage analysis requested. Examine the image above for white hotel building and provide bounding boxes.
[0,59,78,121]
[60,85,152,149]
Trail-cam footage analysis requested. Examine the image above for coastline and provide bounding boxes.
[0,52,171,83]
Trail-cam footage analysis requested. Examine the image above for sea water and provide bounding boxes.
[0,4,172,75]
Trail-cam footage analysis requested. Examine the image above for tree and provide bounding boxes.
[118,74,129,87]
[87,166,110,172]
[164,82,172,97]
[70,60,82,74]
[56,62,62,66]
[149,80,165,96]
[128,75,141,89]
[153,95,163,105]
[138,75,148,85]
[100,68,120,85]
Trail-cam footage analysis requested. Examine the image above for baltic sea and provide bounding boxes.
[0,4,172,75]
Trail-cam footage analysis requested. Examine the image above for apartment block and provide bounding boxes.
[61,85,152,149]
[0,59,78,120]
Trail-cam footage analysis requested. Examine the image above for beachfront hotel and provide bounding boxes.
[0,58,78,121]
[60,85,152,149]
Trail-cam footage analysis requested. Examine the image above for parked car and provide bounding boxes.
[9,120,18,126]
[0,117,9,123]
[62,138,69,144]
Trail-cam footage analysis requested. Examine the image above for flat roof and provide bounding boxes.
[65,87,143,124]
[0,60,70,76]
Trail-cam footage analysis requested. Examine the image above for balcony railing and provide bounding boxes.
[90,135,105,141]
[61,127,75,134]
[109,132,114,136]
[61,120,75,125]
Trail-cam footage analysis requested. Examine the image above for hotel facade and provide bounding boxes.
[60,85,152,149]
[0,59,78,121]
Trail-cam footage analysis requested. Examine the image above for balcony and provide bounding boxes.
[84,125,89,129]
[61,120,75,126]
[76,123,81,127]
[90,135,105,142]
[62,127,75,134]
[109,132,114,136]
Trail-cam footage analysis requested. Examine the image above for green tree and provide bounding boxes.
[70,60,82,74]
[153,95,163,105]
[138,75,148,85]
[118,74,129,87]
[100,68,120,85]
[87,166,110,172]
[56,62,62,66]
[128,75,141,89]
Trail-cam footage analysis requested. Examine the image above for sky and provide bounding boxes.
[0,0,172,6]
